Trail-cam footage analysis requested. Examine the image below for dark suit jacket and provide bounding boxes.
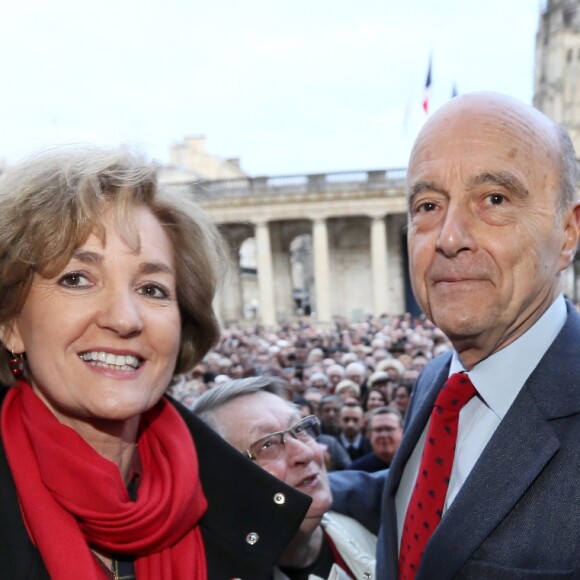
[378,301,580,579]
[337,433,373,461]
[349,451,389,473]
[0,391,311,579]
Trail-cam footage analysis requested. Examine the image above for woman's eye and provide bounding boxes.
[57,272,90,288]
[139,284,170,299]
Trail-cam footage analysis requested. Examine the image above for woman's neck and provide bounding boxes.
[277,520,324,569]
[30,384,141,481]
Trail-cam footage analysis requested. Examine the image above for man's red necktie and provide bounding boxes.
[398,373,477,579]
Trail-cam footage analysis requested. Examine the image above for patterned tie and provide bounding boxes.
[398,372,477,579]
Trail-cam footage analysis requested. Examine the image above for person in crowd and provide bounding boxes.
[345,361,368,398]
[362,386,389,412]
[326,363,346,392]
[390,383,412,419]
[294,397,351,472]
[317,394,342,436]
[331,92,580,578]
[192,376,376,580]
[336,403,372,461]
[0,147,310,579]
[376,358,405,383]
[302,386,324,413]
[366,370,393,403]
[334,379,361,402]
[319,433,352,472]
[309,371,331,391]
[348,407,403,472]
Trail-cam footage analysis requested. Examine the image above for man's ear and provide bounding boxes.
[0,320,25,354]
[558,201,580,272]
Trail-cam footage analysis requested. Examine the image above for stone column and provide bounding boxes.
[370,215,389,316]
[254,221,276,325]
[220,259,244,324]
[312,217,332,322]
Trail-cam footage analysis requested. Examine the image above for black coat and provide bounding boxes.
[0,390,311,579]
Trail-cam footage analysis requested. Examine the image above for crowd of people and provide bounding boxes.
[169,314,451,471]
[171,315,450,406]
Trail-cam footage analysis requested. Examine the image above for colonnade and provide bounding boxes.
[217,212,408,326]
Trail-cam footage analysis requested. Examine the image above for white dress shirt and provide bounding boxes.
[396,295,568,546]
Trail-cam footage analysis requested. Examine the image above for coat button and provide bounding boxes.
[246,532,259,545]
[363,573,372,579]
[273,492,285,505]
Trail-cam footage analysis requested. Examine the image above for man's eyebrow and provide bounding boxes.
[408,181,445,199]
[407,172,530,205]
[470,171,529,199]
[407,181,446,210]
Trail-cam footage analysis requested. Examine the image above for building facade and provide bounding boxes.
[535,0,580,302]
[535,0,580,152]
[171,170,413,326]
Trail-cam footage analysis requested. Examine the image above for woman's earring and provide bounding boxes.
[9,351,24,377]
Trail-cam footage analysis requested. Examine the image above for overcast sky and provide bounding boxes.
[1,0,542,175]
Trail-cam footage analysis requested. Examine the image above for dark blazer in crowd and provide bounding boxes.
[348,451,389,473]
[319,433,352,470]
[337,433,373,461]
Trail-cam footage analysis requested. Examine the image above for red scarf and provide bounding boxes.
[1,380,208,579]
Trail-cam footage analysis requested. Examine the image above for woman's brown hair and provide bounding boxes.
[0,146,227,384]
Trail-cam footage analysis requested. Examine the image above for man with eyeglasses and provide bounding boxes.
[192,376,376,580]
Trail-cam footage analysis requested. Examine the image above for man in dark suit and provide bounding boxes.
[337,403,373,460]
[330,91,580,578]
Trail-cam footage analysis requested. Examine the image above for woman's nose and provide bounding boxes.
[95,288,143,337]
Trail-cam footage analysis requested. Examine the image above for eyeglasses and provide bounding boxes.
[245,415,321,463]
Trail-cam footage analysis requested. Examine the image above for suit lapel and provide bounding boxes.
[419,303,580,577]
[419,376,560,577]
[383,302,580,579]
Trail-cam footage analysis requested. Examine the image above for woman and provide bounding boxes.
[362,386,388,412]
[334,379,361,403]
[193,377,377,580]
[0,147,310,579]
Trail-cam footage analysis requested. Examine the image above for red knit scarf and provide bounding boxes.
[1,381,208,579]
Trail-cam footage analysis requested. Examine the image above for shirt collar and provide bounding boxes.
[340,432,362,447]
[449,294,567,420]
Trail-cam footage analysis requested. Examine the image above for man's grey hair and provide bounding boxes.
[191,376,292,438]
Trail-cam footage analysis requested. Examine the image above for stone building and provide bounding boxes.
[534,0,580,301]
[158,135,246,185]
[534,0,580,153]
